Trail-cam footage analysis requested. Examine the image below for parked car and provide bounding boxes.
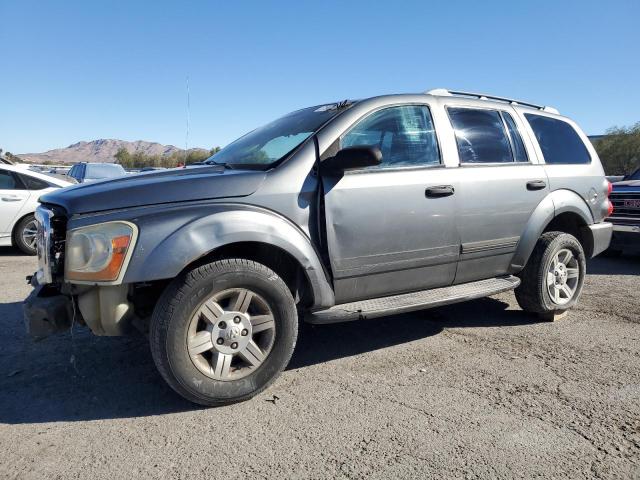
[25,89,612,406]
[606,169,640,255]
[0,164,72,254]
[67,162,126,183]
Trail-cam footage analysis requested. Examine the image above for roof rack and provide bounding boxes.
[426,88,559,114]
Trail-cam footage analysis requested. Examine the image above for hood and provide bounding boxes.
[39,166,266,215]
[612,179,640,190]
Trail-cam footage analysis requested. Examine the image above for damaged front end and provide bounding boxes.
[23,205,141,339]
[23,281,75,339]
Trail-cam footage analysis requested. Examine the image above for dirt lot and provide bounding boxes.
[0,248,639,479]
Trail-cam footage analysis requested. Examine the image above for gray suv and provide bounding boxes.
[25,89,613,406]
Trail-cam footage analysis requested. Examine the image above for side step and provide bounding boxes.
[306,276,521,324]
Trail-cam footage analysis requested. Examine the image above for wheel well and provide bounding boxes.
[10,211,35,244]
[188,242,314,307]
[543,212,593,257]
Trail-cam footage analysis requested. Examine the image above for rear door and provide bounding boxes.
[0,169,31,236]
[445,106,549,284]
[322,104,459,303]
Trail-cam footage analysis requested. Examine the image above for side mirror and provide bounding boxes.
[322,146,382,172]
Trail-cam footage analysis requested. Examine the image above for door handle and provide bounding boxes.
[1,196,22,202]
[425,185,455,198]
[526,180,547,191]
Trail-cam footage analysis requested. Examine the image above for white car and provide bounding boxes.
[0,164,72,255]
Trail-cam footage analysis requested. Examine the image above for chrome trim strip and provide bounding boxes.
[35,206,53,285]
[461,236,520,255]
[613,224,640,233]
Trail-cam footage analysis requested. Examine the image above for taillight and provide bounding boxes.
[607,199,614,217]
[607,180,613,196]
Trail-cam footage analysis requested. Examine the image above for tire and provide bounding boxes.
[515,232,586,315]
[150,259,298,406]
[13,214,38,255]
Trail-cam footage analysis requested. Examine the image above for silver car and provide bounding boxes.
[25,89,613,406]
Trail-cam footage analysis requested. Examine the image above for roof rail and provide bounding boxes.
[425,88,559,114]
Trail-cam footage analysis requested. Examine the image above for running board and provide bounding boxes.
[306,276,520,324]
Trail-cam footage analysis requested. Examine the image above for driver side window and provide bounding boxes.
[341,105,440,169]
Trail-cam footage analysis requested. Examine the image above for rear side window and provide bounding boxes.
[525,114,591,164]
[502,112,528,163]
[448,108,513,163]
[19,174,51,190]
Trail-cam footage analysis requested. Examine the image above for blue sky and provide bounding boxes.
[1,0,638,154]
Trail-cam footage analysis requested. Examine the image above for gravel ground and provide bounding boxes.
[0,248,639,479]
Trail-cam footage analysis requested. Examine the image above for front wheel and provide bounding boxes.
[150,259,298,406]
[515,232,586,315]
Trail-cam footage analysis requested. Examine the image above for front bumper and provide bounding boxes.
[24,273,136,338]
[23,284,73,339]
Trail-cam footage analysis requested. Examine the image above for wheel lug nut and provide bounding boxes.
[216,337,224,345]
[218,321,227,329]
[233,316,241,324]
[231,342,238,349]
[241,329,248,336]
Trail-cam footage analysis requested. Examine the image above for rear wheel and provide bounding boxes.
[515,232,586,315]
[150,259,298,406]
[13,214,38,255]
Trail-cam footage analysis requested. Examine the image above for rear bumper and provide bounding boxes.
[23,284,73,339]
[583,222,613,258]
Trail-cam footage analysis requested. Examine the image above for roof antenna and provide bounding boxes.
[184,76,190,167]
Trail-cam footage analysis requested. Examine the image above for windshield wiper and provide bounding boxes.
[206,161,234,170]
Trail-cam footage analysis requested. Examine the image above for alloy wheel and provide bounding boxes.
[546,248,580,305]
[186,288,276,381]
[21,219,38,251]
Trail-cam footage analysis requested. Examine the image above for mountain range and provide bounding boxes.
[18,139,207,164]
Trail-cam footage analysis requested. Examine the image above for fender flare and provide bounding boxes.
[509,189,594,272]
[122,206,335,308]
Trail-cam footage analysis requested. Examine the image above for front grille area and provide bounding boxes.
[608,191,640,225]
[50,212,67,279]
[37,204,68,282]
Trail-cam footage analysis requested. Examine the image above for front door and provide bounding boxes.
[322,105,459,304]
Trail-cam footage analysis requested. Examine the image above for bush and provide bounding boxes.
[593,122,640,175]
[114,147,221,169]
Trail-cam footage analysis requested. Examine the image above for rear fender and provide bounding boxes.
[509,189,594,272]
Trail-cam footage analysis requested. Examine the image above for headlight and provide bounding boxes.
[65,221,137,283]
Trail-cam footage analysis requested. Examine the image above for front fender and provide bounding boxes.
[509,189,595,272]
[121,204,335,308]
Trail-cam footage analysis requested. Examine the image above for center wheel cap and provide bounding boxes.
[212,312,252,355]
[226,326,241,340]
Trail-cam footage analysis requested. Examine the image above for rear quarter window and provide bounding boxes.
[525,114,591,164]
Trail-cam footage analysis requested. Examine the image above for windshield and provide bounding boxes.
[86,163,126,179]
[206,103,349,168]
